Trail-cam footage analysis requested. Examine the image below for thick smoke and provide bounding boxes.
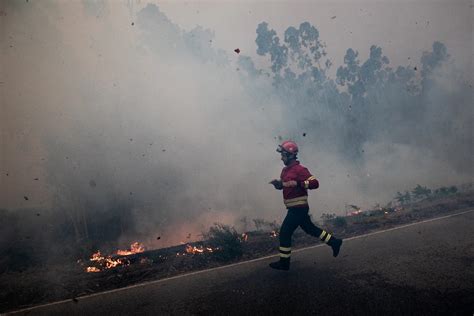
[43,3,289,249]
[1,1,472,262]
[240,21,472,208]
[2,1,286,254]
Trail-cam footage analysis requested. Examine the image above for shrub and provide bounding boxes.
[321,213,336,222]
[334,216,347,228]
[411,184,432,200]
[202,223,242,261]
[252,218,280,231]
[434,186,456,196]
[238,216,250,232]
[395,191,412,205]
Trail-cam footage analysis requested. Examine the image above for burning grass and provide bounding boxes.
[84,242,147,273]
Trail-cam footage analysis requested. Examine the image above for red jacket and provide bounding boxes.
[280,160,319,208]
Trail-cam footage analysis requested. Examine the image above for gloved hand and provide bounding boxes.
[269,179,283,190]
[282,180,297,188]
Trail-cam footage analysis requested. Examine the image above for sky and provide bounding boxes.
[1,0,472,247]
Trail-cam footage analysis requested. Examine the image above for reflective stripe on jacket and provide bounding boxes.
[280,160,319,208]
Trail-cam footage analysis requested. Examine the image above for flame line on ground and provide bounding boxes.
[7,208,474,315]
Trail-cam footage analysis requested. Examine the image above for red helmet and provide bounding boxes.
[277,140,299,155]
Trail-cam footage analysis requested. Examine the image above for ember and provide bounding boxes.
[270,231,278,238]
[241,233,248,242]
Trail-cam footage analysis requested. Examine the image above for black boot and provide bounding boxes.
[328,238,343,257]
[269,257,290,271]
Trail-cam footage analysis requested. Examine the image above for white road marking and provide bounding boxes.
[7,208,473,315]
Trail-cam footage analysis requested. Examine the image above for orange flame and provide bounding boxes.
[104,257,127,269]
[241,233,248,242]
[184,244,215,255]
[86,243,133,272]
[116,242,146,256]
[270,231,278,238]
[186,244,203,254]
[90,250,103,262]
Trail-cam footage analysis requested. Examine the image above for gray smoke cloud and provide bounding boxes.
[2,2,286,251]
[242,21,472,209]
[1,1,472,255]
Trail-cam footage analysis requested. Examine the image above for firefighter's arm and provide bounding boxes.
[298,168,319,190]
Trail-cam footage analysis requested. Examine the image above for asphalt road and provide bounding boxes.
[10,210,474,315]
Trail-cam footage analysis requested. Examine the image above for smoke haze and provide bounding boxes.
[1,1,472,251]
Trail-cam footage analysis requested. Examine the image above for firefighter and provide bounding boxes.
[269,140,343,270]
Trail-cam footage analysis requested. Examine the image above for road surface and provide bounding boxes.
[10,210,474,315]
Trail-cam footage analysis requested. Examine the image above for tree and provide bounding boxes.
[336,45,390,102]
[421,41,449,91]
[255,22,328,82]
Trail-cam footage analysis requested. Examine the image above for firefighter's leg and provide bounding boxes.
[269,210,299,270]
[300,213,343,257]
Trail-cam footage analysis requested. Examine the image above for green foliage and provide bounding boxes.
[202,223,242,261]
[434,186,458,196]
[395,191,412,205]
[334,216,347,228]
[255,21,327,76]
[411,184,432,200]
[337,45,390,99]
[393,184,460,206]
